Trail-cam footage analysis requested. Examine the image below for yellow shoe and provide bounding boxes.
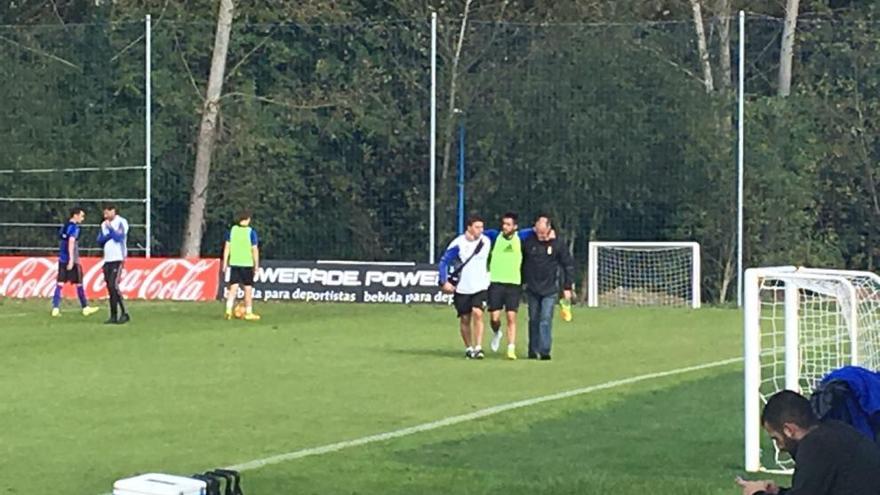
[224,311,233,320]
[81,306,100,316]
[243,312,261,321]
[559,299,573,322]
[51,308,60,317]
[506,347,517,360]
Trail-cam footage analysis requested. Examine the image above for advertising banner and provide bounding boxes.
[224,260,453,305]
[0,257,220,301]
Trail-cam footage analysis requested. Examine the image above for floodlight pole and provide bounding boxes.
[736,11,745,306]
[145,14,152,258]
[429,12,438,264]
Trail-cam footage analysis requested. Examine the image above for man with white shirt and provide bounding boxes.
[96,204,130,324]
[438,215,491,359]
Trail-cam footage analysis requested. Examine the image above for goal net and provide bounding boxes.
[587,242,700,309]
[744,266,880,473]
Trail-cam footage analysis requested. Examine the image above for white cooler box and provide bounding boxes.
[113,473,206,495]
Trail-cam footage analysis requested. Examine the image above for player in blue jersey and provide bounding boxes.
[51,207,100,317]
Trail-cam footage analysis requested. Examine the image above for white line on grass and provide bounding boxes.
[98,357,741,493]
[225,356,743,472]
[0,312,28,318]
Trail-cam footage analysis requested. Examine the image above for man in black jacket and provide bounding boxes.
[521,213,575,360]
[736,390,880,495]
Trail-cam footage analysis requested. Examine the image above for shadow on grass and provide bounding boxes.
[386,347,475,359]
[387,370,747,493]
[250,370,755,495]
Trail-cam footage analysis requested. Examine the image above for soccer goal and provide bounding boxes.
[587,241,700,309]
[743,266,880,473]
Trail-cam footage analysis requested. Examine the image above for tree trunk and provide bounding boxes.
[718,234,736,304]
[778,0,800,97]
[589,206,602,239]
[180,0,234,257]
[567,226,577,259]
[851,84,880,218]
[689,0,714,93]
[440,0,473,183]
[716,0,732,90]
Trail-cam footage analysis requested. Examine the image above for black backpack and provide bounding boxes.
[192,469,244,495]
[190,474,221,495]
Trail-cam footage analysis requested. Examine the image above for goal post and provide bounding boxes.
[743,266,880,473]
[587,241,701,309]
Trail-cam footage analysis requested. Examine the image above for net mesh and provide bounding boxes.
[592,243,697,307]
[0,21,147,253]
[755,270,880,471]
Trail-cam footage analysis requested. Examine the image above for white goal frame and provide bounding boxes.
[743,265,880,473]
[587,241,701,309]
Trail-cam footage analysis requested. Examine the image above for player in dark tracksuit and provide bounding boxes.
[96,204,130,324]
[521,213,575,360]
[737,390,880,495]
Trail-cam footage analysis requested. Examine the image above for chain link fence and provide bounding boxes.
[1,15,878,302]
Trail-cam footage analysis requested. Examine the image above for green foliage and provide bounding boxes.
[0,20,148,249]
[1,2,878,299]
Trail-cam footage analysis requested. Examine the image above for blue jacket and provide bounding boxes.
[815,366,880,442]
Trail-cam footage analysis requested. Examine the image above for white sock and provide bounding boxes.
[226,300,234,312]
[466,346,473,353]
[474,345,482,352]
[246,305,253,314]
[508,343,515,350]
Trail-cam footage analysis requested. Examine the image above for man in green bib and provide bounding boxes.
[484,212,536,360]
[222,210,261,321]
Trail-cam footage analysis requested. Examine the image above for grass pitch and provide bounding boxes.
[0,299,752,494]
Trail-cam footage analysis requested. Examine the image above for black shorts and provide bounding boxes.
[102,261,122,289]
[453,290,488,317]
[488,283,521,312]
[57,261,82,284]
[228,266,255,286]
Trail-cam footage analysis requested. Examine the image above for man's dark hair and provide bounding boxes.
[502,212,518,223]
[69,207,84,218]
[534,212,551,225]
[237,209,252,223]
[466,214,483,227]
[762,390,819,431]
[102,204,117,212]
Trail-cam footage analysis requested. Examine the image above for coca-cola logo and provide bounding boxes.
[0,258,58,298]
[136,259,215,300]
[0,257,220,301]
[83,263,106,293]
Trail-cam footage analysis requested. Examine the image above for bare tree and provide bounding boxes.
[440,0,473,182]
[685,0,741,302]
[715,0,735,303]
[715,0,732,90]
[181,0,234,257]
[689,0,714,93]
[778,0,800,97]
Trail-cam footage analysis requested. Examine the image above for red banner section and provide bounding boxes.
[0,257,220,301]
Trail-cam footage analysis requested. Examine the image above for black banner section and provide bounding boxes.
[219,261,455,305]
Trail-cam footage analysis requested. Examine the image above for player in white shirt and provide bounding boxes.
[96,204,130,324]
[438,215,491,359]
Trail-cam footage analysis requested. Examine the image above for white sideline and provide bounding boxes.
[99,356,741,493]
[225,356,742,472]
[0,312,28,318]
